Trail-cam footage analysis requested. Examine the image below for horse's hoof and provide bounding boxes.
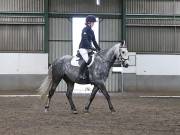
[84,109,89,114]
[111,111,116,115]
[72,110,78,114]
[111,109,116,113]
[44,106,49,113]
[44,108,49,113]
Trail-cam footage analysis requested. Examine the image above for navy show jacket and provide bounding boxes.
[79,25,100,51]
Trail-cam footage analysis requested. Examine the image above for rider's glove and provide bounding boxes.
[90,47,97,51]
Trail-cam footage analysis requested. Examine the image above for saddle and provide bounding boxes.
[76,50,94,65]
[71,50,95,67]
[71,50,95,82]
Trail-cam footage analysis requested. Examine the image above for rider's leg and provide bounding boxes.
[77,48,89,80]
[79,48,89,63]
[79,59,88,79]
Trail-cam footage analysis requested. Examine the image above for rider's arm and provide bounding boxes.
[92,31,101,51]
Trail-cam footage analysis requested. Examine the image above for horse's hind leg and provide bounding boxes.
[98,83,115,112]
[44,81,60,112]
[84,86,99,113]
[66,82,77,114]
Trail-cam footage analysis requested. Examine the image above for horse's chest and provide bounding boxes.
[95,64,109,77]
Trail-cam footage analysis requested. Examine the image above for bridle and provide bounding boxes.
[118,46,128,62]
[95,42,128,64]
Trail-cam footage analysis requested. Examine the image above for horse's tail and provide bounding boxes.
[38,65,53,100]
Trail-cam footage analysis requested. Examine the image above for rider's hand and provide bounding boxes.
[90,47,97,51]
[95,46,101,51]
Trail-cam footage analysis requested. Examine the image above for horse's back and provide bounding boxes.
[52,55,72,74]
[53,55,72,65]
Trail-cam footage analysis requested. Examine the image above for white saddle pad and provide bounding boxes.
[71,54,95,67]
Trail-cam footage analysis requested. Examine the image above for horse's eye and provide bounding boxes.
[122,51,125,54]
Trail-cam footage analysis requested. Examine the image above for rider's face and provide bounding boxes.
[90,22,94,27]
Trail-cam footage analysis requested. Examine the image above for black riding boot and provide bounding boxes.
[77,60,87,81]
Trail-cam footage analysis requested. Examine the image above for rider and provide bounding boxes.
[77,15,101,81]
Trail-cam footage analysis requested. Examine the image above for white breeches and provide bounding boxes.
[79,48,89,63]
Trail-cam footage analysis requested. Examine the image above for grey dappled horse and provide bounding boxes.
[38,41,129,114]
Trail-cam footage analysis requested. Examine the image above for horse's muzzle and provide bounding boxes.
[124,63,129,68]
[122,60,129,68]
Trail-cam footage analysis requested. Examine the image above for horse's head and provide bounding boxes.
[114,41,129,68]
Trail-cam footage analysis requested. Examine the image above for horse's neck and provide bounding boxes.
[102,47,116,68]
[103,47,116,67]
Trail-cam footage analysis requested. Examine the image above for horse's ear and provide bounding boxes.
[123,40,125,47]
[120,40,125,47]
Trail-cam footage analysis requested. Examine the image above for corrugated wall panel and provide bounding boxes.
[49,42,72,64]
[127,0,174,14]
[49,18,72,92]
[0,0,44,12]
[49,0,121,13]
[126,17,180,53]
[0,0,44,52]
[49,18,72,41]
[100,19,121,42]
[126,0,180,53]
[175,27,180,52]
[127,19,178,26]
[0,16,44,24]
[175,1,180,14]
[127,26,176,53]
[0,25,43,52]
[0,15,44,52]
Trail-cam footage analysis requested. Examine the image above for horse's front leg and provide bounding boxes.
[97,82,115,112]
[84,86,99,113]
[44,97,51,112]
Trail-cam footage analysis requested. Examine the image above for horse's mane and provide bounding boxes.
[94,49,109,59]
[96,44,117,57]
[97,48,109,55]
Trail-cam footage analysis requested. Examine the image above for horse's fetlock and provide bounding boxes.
[66,93,70,99]
[45,106,49,109]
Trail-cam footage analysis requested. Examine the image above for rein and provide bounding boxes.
[96,47,127,64]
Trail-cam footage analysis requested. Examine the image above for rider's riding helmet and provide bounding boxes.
[85,15,96,24]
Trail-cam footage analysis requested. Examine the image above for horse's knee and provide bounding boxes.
[66,92,72,99]
[48,90,55,98]
[101,90,110,100]
[48,92,53,99]
[66,92,69,98]
[106,94,110,100]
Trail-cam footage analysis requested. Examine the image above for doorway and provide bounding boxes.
[72,17,99,93]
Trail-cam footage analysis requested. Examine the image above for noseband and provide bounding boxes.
[118,47,128,62]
